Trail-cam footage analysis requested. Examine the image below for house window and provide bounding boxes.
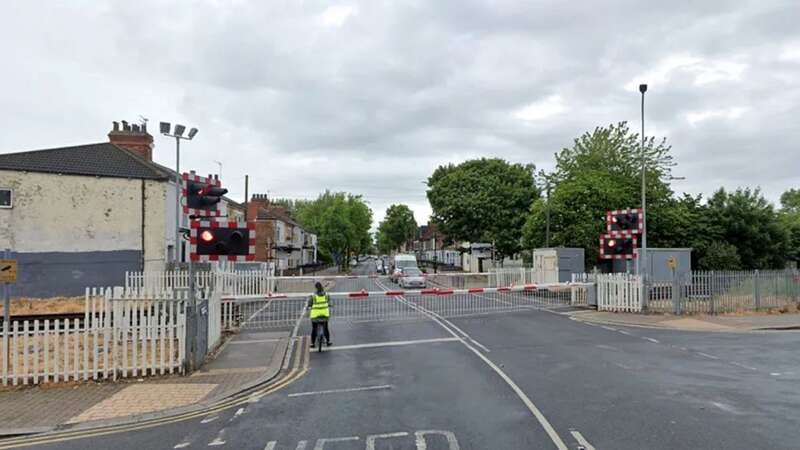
[0,188,11,209]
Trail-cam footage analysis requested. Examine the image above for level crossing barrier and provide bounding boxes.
[222,283,590,330]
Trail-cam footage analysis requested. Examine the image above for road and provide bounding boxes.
[18,259,800,449]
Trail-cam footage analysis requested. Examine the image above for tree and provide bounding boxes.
[698,241,742,270]
[780,189,800,267]
[295,191,373,270]
[702,188,791,270]
[427,158,538,259]
[522,122,674,265]
[377,204,417,251]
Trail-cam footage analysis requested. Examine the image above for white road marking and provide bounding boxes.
[200,415,218,424]
[295,440,308,450]
[601,325,618,332]
[382,279,492,352]
[208,428,226,446]
[614,362,633,370]
[570,430,596,450]
[644,337,660,344]
[173,442,191,449]
[382,287,569,450]
[617,330,632,336]
[231,407,245,420]
[730,361,758,371]
[264,442,276,450]
[313,436,359,449]
[415,430,460,450]
[326,337,459,351]
[696,352,719,360]
[229,338,281,344]
[288,384,393,398]
[469,339,491,353]
[366,432,409,450]
[770,372,782,376]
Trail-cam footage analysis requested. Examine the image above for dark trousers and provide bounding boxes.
[311,319,330,344]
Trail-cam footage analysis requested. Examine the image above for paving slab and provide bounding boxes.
[0,329,290,435]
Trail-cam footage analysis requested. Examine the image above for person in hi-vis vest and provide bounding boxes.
[307,281,332,347]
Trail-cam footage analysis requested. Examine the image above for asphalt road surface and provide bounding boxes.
[21,259,800,449]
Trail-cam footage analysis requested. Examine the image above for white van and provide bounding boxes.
[391,254,418,283]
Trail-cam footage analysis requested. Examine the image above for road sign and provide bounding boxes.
[0,259,17,283]
[666,256,678,270]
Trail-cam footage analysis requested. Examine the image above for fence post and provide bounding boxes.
[754,270,761,311]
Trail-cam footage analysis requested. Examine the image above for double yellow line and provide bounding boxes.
[0,337,311,449]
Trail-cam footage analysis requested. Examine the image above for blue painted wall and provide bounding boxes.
[9,251,141,298]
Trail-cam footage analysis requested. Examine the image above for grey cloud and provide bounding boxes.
[0,0,798,226]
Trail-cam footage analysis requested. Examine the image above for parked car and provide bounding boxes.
[399,267,426,289]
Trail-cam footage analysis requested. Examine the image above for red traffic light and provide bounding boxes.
[200,230,215,242]
[607,239,616,248]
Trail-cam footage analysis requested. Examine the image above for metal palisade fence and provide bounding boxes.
[590,270,800,314]
[648,269,800,314]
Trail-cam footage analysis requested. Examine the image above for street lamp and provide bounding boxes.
[638,84,648,279]
[160,122,199,263]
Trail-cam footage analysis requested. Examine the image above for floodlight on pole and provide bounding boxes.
[160,120,200,263]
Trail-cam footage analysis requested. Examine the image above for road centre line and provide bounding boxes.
[288,384,393,398]
[375,281,569,450]
[326,337,459,351]
[375,279,491,352]
[570,430,597,450]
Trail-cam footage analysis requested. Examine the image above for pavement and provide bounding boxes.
[0,329,291,436]
[570,309,800,331]
[4,260,800,449]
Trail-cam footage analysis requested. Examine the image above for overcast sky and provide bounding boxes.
[1,0,798,227]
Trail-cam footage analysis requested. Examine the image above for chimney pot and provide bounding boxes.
[141,123,147,133]
[112,121,119,131]
[121,120,130,131]
[132,124,140,132]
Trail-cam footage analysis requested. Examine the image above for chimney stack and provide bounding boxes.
[108,119,154,161]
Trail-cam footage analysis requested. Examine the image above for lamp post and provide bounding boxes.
[638,84,647,278]
[159,122,198,263]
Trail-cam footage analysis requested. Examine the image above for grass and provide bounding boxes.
[0,297,85,316]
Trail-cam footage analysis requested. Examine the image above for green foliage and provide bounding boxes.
[427,158,538,258]
[522,122,673,264]
[697,241,742,270]
[780,188,800,214]
[294,191,372,269]
[703,188,791,270]
[377,204,417,252]
[780,188,800,266]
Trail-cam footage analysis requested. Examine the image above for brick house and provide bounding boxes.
[246,195,317,271]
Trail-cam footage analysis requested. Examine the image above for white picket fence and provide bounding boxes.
[596,273,643,312]
[1,287,187,386]
[125,270,274,297]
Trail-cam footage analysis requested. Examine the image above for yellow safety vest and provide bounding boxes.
[309,294,330,319]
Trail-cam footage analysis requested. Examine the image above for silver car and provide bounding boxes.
[399,267,426,289]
